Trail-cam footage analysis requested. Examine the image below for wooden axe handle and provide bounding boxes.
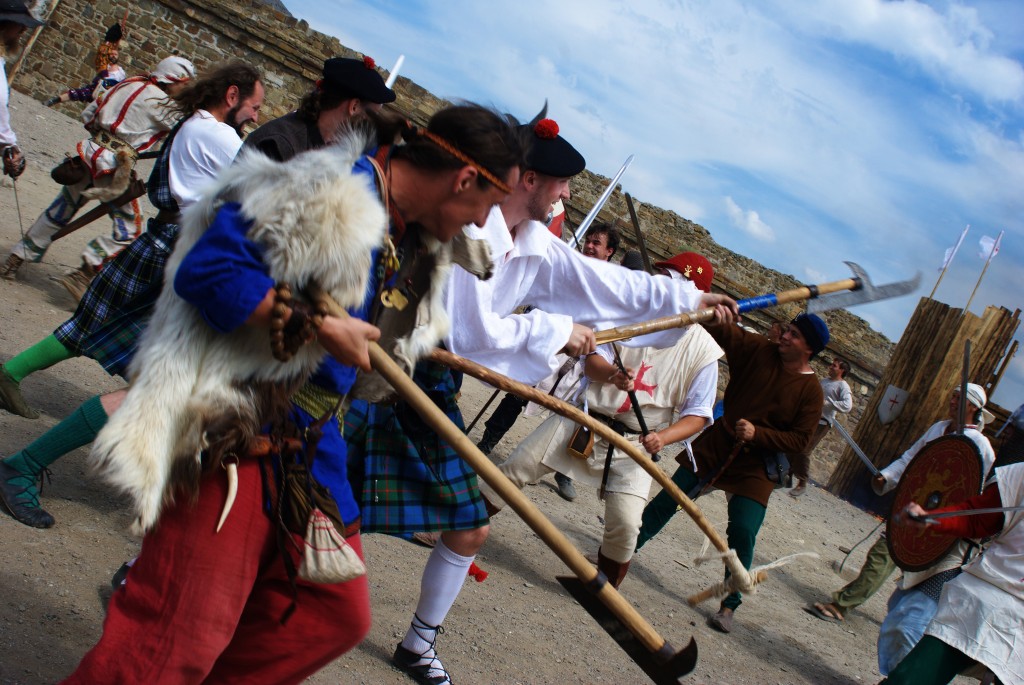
[595,278,860,345]
[310,287,680,659]
[51,180,148,242]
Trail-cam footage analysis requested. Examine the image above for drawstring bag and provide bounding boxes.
[298,508,365,584]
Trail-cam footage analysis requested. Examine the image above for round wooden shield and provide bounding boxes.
[886,434,984,572]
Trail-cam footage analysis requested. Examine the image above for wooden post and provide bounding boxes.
[827,298,1019,511]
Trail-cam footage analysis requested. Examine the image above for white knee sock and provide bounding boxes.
[402,537,474,655]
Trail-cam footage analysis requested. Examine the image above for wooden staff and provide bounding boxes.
[311,288,689,662]
[594,277,864,345]
[430,348,730,555]
[429,348,755,604]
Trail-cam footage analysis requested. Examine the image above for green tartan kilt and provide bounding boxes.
[343,362,488,534]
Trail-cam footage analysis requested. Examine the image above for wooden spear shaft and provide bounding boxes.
[594,277,861,345]
[430,348,729,555]
[311,289,680,659]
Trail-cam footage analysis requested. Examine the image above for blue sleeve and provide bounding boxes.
[174,202,275,333]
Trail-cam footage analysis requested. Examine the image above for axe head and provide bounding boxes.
[558,575,698,684]
[806,261,921,314]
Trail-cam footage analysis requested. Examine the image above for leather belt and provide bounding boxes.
[590,411,641,437]
[92,129,139,161]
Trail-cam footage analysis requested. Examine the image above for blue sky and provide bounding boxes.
[287,0,1024,411]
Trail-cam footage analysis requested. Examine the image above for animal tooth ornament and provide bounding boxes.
[90,129,387,534]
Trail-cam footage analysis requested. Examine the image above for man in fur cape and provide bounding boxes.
[63,104,525,684]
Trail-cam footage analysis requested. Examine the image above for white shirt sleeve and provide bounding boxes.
[676,361,718,424]
[880,421,947,493]
[0,59,16,148]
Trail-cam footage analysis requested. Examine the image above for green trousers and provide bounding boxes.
[637,465,767,610]
[880,635,982,685]
[831,535,896,613]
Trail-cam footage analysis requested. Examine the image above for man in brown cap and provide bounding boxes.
[245,55,396,162]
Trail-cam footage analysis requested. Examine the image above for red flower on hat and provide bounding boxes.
[534,119,559,139]
[363,56,376,70]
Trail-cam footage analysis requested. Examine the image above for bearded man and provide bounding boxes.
[0,62,265,528]
[350,116,737,685]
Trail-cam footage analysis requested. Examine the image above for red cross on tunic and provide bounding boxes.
[616,361,658,414]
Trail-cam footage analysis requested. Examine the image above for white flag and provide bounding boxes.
[978,233,1002,260]
[939,225,969,271]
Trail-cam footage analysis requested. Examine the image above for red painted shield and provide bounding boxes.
[886,434,984,572]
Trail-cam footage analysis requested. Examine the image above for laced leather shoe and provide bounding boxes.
[56,262,96,304]
[0,368,38,419]
[0,461,54,528]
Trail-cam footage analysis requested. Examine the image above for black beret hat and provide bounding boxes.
[322,56,396,105]
[0,0,42,28]
[521,119,585,177]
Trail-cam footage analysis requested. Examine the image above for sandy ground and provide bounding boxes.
[0,92,974,685]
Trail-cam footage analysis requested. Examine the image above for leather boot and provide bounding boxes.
[0,253,23,280]
[56,261,97,304]
[597,548,631,589]
[476,429,499,455]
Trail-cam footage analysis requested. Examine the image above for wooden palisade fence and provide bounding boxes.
[827,298,1019,512]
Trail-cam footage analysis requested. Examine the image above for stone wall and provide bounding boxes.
[15,0,891,482]
[14,0,448,124]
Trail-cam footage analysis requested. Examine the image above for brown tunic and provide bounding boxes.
[685,323,824,506]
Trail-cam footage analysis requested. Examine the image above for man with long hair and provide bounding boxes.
[245,55,395,161]
[0,62,264,528]
[63,102,524,685]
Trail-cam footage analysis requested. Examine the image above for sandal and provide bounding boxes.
[804,602,844,623]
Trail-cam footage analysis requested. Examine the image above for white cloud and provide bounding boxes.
[286,0,1024,406]
[779,0,1024,103]
[725,197,776,242]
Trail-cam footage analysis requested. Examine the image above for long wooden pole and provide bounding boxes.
[594,276,862,345]
[430,348,729,554]
[311,289,687,661]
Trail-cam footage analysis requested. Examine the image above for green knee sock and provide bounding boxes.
[4,395,109,478]
[3,334,74,383]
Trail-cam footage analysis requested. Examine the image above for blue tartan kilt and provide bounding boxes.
[343,362,488,534]
[54,219,177,378]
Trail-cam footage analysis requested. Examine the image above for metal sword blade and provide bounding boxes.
[571,154,634,248]
[831,420,881,477]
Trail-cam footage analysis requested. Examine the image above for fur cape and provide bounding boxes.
[91,130,387,534]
